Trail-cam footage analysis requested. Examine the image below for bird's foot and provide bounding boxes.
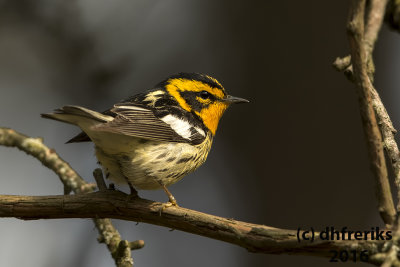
[158,193,179,215]
[158,200,179,215]
[167,194,178,207]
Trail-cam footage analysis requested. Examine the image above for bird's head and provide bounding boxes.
[160,73,248,135]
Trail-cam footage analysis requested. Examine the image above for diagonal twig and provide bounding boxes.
[0,128,94,194]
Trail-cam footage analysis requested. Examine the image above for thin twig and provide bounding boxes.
[0,127,94,194]
[380,246,399,267]
[379,239,400,266]
[385,0,400,32]
[370,89,400,212]
[92,169,144,267]
[333,55,351,72]
[365,0,389,56]
[94,218,143,267]
[0,127,140,267]
[346,0,396,225]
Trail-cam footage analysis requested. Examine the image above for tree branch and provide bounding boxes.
[333,0,400,264]
[335,0,400,215]
[0,191,384,262]
[347,0,396,226]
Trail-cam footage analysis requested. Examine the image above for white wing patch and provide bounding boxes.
[161,115,192,140]
[143,90,165,107]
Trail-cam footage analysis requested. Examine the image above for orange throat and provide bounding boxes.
[196,102,228,135]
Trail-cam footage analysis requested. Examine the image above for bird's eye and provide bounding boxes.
[199,91,211,99]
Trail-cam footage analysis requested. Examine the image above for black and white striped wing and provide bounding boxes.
[94,104,206,144]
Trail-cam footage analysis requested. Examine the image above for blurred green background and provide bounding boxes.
[1,1,399,266]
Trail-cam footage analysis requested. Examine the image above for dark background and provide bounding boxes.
[0,1,399,266]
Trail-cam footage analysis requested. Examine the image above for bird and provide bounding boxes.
[41,72,248,206]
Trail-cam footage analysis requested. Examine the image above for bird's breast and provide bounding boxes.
[97,135,213,190]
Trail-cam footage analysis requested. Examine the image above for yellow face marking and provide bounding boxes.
[196,96,212,105]
[166,78,226,112]
[165,80,192,112]
[195,102,229,135]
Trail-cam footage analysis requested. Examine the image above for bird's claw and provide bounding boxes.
[158,200,179,215]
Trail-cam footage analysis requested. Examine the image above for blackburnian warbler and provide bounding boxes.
[42,73,248,205]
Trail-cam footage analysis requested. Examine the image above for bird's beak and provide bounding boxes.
[223,95,249,104]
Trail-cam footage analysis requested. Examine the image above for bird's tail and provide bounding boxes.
[41,105,112,125]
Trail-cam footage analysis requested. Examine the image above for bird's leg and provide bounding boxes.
[124,182,139,203]
[123,175,138,200]
[109,183,115,190]
[157,180,178,206]
[128,181,138,197]
[162,185,178,206]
